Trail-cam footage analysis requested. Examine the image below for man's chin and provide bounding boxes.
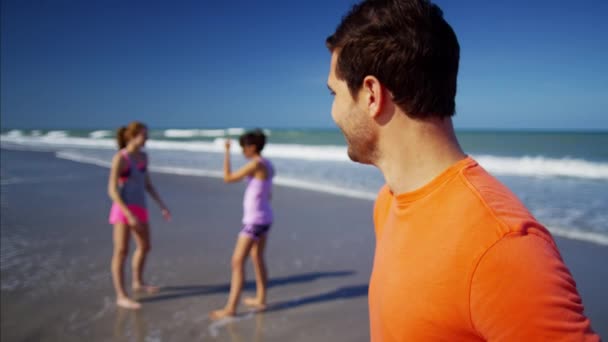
[347,147,373,165]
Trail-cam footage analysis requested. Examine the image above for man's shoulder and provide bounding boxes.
[375,184,391,200]
[374,185,393,213]
[458,162,550,238]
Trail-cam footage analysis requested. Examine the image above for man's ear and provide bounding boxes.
[361,75,384,118]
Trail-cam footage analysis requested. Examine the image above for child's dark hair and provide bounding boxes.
[239,129,266,153]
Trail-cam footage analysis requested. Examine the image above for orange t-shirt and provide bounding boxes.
[370,157,599,341]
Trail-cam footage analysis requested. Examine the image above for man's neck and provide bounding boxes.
[375,116,466,195]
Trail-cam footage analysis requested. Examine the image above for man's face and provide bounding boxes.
[327,52,378,165]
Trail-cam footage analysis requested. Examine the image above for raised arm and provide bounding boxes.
[223,140,258,183]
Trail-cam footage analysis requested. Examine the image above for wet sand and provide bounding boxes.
[1,149,606,341]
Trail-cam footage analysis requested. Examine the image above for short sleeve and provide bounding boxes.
[470,233,599,341]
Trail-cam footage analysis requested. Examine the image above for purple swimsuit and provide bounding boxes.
[240,158,274,240]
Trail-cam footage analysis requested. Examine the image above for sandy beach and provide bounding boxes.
[1,149,606,341]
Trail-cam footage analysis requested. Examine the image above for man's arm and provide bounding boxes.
[470,233,599,341]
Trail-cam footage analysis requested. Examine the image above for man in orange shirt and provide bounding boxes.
[326,0,599,340]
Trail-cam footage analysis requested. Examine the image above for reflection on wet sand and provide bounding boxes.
[226,314,265,342]
[113,309,147,342]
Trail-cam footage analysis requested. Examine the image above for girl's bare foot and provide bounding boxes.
[132,284,160,294]
[243,297,267,312]
[209,308,236,320]
[116,297,141,310]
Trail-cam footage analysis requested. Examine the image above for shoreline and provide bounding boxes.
[1,149,606,340]
[1,149,375,341]
[5,144,605,246]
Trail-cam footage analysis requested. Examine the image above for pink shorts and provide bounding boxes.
[109,203,149,225]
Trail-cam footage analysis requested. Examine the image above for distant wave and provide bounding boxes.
[45,130,68,138]
[54,151,113,168]
[0,133,347,160]
[2,133,607,180]
[4,130,24,138]
[226,128,245,136]
[163,128,260,139]
[475,155,608,180]
[1,134,116,149]
[164,129,226,138]
[89,130,112,139]
[49,150,608,246]
[548,226,608,246]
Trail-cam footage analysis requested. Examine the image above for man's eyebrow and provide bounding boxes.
[327,84,334,92]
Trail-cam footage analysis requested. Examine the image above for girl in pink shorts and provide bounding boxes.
[107,121,171,309]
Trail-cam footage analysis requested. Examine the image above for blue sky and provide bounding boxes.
[2,0,607,130]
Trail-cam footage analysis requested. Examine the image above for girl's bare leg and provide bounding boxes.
[210,235,255,319]
[112,223,140,309]
[243,235,268,311]
[131,223,159,294]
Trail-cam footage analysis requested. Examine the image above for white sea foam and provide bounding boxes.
[1,134,116,149]
[5,130,23,138]
[55,151,113,168]
[273,177,376,200]
[475,155,608,180]
[164,129,200,138]
[51,150,608,246]
[3,133,607,180]
[54,151,372,200]
[89,130,111,139]
[162,128,260,138]
[164,129,226,138]
[226,127,245,135]
[547,226,608,246]
[45,130,68,138]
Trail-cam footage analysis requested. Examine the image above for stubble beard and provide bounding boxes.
[342,121,379,165]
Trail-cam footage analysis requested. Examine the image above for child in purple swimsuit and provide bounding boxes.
[210,129,275,320]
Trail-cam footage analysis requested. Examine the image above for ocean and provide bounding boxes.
[1,128,607,245]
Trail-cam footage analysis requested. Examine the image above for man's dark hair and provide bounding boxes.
[239,129,267,152]
[326,0,460,118]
